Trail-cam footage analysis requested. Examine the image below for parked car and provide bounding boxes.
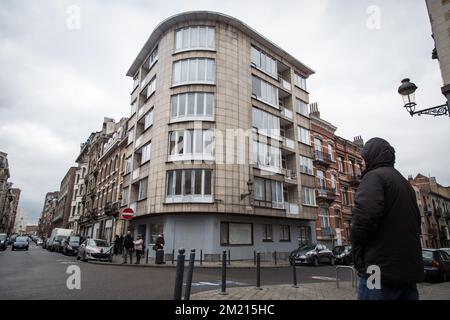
[423,249,450,282]
[289,243,334,266]
[47,228,73,251]
[44,238,52,250]
[11,236,29,251]
[8,234,17,245]
[77,239,113,262]
[441,248,450,256]
[52,236,68,253]
[0,233,7,251]
[332,245,353,265]
[62,236,81,256]
[36,238,44,246]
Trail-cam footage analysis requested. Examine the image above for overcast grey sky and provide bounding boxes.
[1,0,449,224]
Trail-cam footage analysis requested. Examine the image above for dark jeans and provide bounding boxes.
[122,247,133,264]
[357,277,419,300]
[135,250,142,264]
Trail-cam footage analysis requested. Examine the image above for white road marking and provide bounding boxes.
[311,276,336,281]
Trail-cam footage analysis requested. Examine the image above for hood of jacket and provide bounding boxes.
[361,137,395,175]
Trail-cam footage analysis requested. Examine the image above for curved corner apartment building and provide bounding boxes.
[122,11,317,260]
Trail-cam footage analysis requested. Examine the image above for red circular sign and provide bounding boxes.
[121,208,134,220]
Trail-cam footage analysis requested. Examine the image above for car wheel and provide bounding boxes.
[82,252,87,262]
[442,272,448,282]
[76,254,80,260]
[313,257,319,267]
[26,247,29,251]
[11,247,14,251]
[329,256,335,266]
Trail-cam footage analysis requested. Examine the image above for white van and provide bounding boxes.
[48,228,73,252]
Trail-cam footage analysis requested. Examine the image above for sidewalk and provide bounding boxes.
[190,281,450,300]
[90,254,291,269]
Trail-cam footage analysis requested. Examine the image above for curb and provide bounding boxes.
[89,261,292,269]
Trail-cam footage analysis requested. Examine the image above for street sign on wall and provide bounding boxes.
[121,208,134,221]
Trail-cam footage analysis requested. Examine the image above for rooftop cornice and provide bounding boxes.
[126,11,315,78]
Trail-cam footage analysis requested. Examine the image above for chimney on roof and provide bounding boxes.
[309,102,320,118]
[353,135,364,148]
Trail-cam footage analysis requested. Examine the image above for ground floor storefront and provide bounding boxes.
[128,213,316,261]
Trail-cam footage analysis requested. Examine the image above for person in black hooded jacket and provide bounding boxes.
[350,137,423,300]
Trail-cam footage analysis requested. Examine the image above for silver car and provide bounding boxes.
[77,239,113,262]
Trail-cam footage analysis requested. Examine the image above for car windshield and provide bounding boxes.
[16,237,28,242]
[69,236,80,243]
[422,250,433,260]
[0,234,6,241]
[299,244,316,251]
[90,240,109,247]
[333,246,345,254]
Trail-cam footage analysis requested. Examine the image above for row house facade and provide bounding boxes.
[0,151,21,234]
[52,167,77,229]
[121,11,317,261]
[410,174,450,248]
[77,117,128,243]
[309,104,364,248]
[38,191,59,237]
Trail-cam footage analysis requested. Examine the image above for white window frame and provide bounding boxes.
[302,187,316,206]
[298,127,311,145]
[174,26,215,53]
[168,129,215,161]
[172,58,215,86]
[250,46,278,78]
[299,156,313,175]
[294,73,307,91]
[252,76,279,109]
[296,98,309,117]
[252,107,281,139]
[166,169,213,203]
[141,143,151,164]
[144,109,154,130]
[138,178,148,201]
[170,92,214,122]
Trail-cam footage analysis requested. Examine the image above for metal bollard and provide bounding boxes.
[184,249,196,300]
[173,248,185,300]
[145,248,149,264]
[274,251,277,265]
[200,249,203,265]
[172,248,175,265]
[256,252,262,290]
[228,249,231,265]
[220,250,228,295]
[292,262,298,288]
[253,250,256,266]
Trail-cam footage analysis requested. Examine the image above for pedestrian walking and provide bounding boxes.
[350,137,424,300]
[118,235,124,255]
[155,233,165,250]
[134,235,144,264]
[113,235,120,255]
[122,231,134,264]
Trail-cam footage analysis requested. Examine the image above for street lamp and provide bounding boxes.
[398,78,449,117]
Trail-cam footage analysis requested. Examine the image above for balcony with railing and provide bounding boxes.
[315,187,337,205]
[313,150,333,168]
[280,106,293,120]
[284,202,299,215]
[282,168,297,185]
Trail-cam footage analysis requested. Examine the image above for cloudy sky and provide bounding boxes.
[1,0,449,224]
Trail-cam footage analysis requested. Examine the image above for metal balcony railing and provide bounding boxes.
[313,150,333,166]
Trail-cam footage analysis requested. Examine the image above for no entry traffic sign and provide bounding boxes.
[121,208,134,220]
